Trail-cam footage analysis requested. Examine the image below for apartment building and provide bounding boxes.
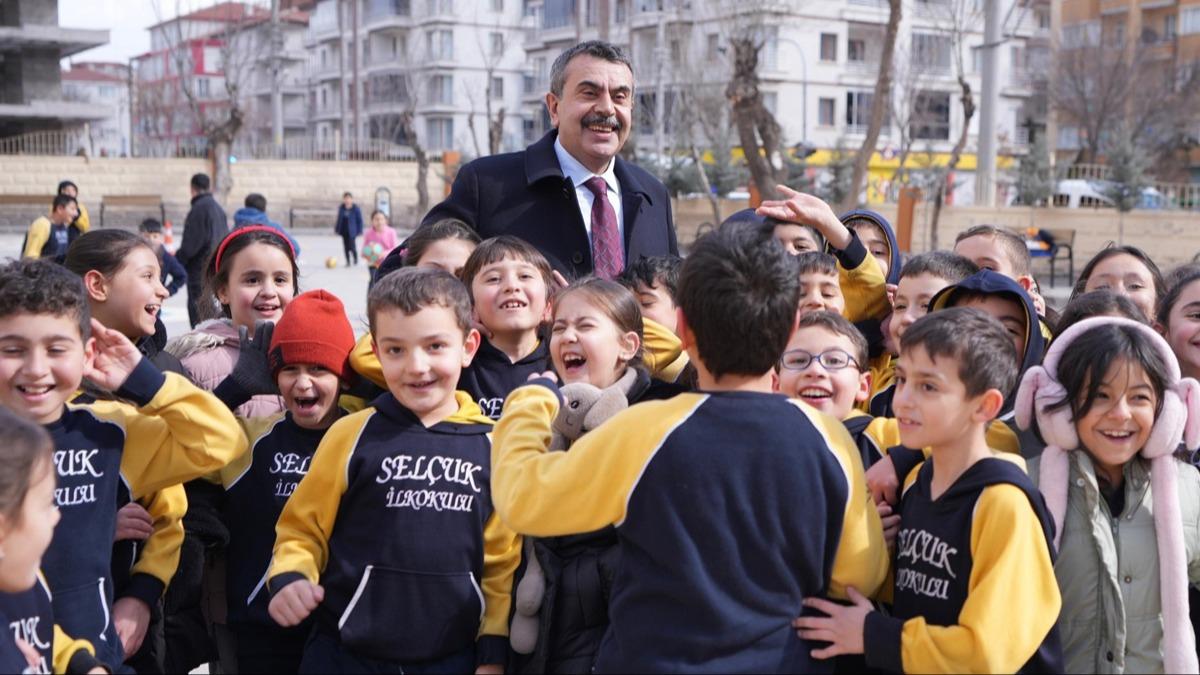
[304,0,530,155]
[61,62,131,156]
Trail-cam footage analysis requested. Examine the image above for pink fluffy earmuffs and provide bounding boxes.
[1015,316,1200,674]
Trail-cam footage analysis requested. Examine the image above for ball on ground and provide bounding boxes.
[325,256,338,269]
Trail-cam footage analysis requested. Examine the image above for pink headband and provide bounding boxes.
[213,225,296,272]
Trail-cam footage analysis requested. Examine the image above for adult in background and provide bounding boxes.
[390,40,676,280]
[335,191,363,266]
[57,180,90,232]
[21,194,78,263]
[177,173,229,328]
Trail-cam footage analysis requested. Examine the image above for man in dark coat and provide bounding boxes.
[380,40,677,280]
[176,173,228,327]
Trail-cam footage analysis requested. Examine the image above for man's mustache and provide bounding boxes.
[581,114,621,131]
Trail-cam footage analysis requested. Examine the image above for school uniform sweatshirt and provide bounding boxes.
[864,458,1063,673]
[221,411,341,629]
[268,392,521,667]
[0,574,101,675]
[840,209,902,358]
[492,384,889,673]
[41,358,246,667]
[834,230,891,325]
[459,335,551,420]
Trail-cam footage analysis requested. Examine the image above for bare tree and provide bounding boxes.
[723,22,784,201]
[464,21,509,157]
[886,47,928,198]
[843,0,902,211]
[153,0,270,202]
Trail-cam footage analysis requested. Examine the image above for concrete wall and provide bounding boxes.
[0,155,422,231]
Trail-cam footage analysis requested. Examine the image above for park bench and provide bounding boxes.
[100,195,165,229]
[1021,226,1076,287]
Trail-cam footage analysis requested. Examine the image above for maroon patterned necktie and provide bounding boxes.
[584,176,623,279]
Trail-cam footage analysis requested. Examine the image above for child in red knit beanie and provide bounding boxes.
[216,289,357,673]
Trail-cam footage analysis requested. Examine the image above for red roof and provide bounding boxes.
[62,68,125,83]
[150,2,269,29]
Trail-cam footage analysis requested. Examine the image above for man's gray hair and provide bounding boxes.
[549,40,634,97]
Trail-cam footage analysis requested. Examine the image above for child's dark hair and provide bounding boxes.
[1056,290,1149,338]
[370,210,388,222]
[794,251,838,278]
[203,227,299,321]
[899,250,979,283]
[795,311,868,368]
[0,408,54,522]
[1069,245,1165,312]
[138,218,163,234]
[459,235,555,291]
[244,193,268,211]
[900,307,1019,398]
[1158,265,1200,328]
[368,266,473,336]
[64,230,156,280]
[617,255,683,302]
[1046,322,1169,422]
[553,278,644,369]
[0,258,91,340]
[52,194,76,213]
[56,180,77,195]
[955,225,1031,277]
[722,208,826,251]
[403,219,483,267]
[678,219,800,378]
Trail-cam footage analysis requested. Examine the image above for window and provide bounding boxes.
[706,34,719,61]
[492,0,503,10]
[763,91,778,115]
[203,46,223,73]
[1037,8,1050,29]
[523,72,534,94]
[846,90,874,129]
[543,0,576,28]
[586,0,600,25]
[615,0,627,22]
[321,48,328,66]
[1063,21,1101,47]
[490,32,504,56]
[196,78,210,98]
[427,29,454,60]
[1183,7,1200,34]
[762,26,779,69]
[428,74,453,104]
[670,38,681,63]
[491,76,504,98]
[911,90,951,140]
[912,33,951,72]
[820,33,838,62]
[1166,14,1177,39]
[427,0,453,13]
[818,97,835,126]
[426,117,454,149]
[848,39,865,62]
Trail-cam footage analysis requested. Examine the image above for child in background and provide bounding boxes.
[795,252,848,317]
[138,219,187,298]
[1070,245,1165,325]
[0,259,245,669]
[362,210,399,291]
[511,278,683,673]
[870,251,979,418]
[0,408,104,675]
[953,224,1051,323]
[64,229,188,671]
[220,290,356,673]
[268,268,520,673]
[1017,318,1200,673]
[617,255,689,383]
[492,220,886,671]
[1160,267,1200,384]
[457,236,554,419]
[796,308,1063,673]
[841,210,901,287]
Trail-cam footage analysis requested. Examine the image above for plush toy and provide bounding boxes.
[509,369,637,655]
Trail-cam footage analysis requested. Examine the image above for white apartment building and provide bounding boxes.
[520,0,1050,199]
[62,62,131,156]
[305,0,531,155]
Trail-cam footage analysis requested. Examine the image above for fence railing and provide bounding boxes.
[0,129,433,163]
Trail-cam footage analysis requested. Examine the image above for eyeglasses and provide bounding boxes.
[779,348,861,372]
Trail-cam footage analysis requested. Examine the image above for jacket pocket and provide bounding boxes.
[337,565,482,662]
[52,578,110,645]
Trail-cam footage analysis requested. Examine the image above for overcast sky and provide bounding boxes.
[58,0,222,65]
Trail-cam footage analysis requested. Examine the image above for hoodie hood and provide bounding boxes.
[929,269,1045,415]
[233,207,276,228]
[839,209,901,285]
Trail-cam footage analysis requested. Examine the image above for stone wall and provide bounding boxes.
[0,155,422,231]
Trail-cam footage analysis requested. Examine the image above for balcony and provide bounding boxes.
[304,20,340,47]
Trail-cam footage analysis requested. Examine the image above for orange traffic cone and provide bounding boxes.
[164,220,175,252]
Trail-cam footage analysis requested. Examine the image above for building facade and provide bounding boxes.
[61,62,131,156]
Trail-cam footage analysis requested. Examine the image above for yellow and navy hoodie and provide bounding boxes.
[268,392,521,667]
[41,358,246,667]
[459,334,552,420]
[864,457,1063,673]
[492,383,888,672]
[833,230,890,325]
[929,270,1047,458]
[221,410,344,631]
[840,209,902,358]
[0,574,102,674]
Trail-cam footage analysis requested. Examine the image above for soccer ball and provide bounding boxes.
[362,242,384,266]
[325,257,338,269]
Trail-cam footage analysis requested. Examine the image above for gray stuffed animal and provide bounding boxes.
[509,371,636,654]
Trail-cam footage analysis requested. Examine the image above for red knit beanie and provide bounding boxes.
[269,290,355,378]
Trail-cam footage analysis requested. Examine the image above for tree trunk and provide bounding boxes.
[726,37,779,200]
[489,107,505,156]
[402,111,430,217]
[211,138,234,205]
[843,0,902,212]
[928,76,975,250]
[466,111,483,157]
[690,142,721,225]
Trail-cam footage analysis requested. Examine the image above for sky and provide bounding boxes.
[58,0,225,65]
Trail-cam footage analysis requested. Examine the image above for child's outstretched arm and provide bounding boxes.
[492,379,697,536]
[757,186,889,322]
[84,321,247,496]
